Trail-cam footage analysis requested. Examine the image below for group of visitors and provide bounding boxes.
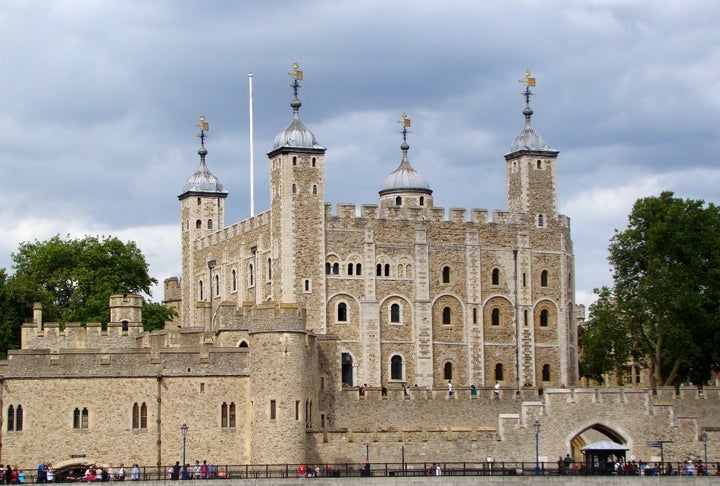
[0,464,25,484]
[169,460,216,480]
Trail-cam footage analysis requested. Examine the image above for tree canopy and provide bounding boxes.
[0,235,175,356]
[580,192,720,388]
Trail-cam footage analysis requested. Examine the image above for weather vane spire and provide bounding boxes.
[288,62,303,99]
[518,69,536,105]
[398,112,412,143]
[196,115,209,146]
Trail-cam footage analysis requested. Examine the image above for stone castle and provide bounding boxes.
[0,67,716,470]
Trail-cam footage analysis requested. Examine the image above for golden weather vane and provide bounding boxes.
[288,62,303,98]
[518,69,536,104]
[398,112,412,142]
[197,115,209,145]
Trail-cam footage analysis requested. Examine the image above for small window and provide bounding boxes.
[492,268,500,286]
[491,308,500,326]
[122,320,129,332]
[390,303,400,323]
[522,272,527,287]
[196,220,202,229]
[355,263,362,275]
[221,403,228,428]
[376,264,382,276]
[390,355,404,380]
[292,156,297,166]
[312,157,316,167]
[239,341,248,348]
[312,184,317,195]
[540,309,549,327]
[132,403,139,429]
[232,269,237,291]
[472,307,478,324]
[15,405,22,432]
[420,196,425,206]
[325,262,331,275]
[495,363,504,381]
[442,307,451,325]
[337,302,348,322]
[542,364,551,382]
[384,264,390,277]
[395,196,402,206]
[524,309,529,327]
[538,214,545,227]
[214,274,219,295]
[541,270,548,287]
[229,403,236,427]
[7,406,14,432]
[270,400,277,420]
[333,262,339,275]
[199,281,203,301]
[442,266,450,283]
[141,403,147,429]
[304,279,311,292]
[267,258,272,280]
[207,219,213,230]
[292,183,297,195]
[348,263,354,276]
[444,362,453,380]
[536,159,542,169]
[249,264,254,287]
[197,197,201,205]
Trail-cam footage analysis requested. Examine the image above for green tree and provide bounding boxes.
[142,301,177,332]
[582,191,720,388]
[0,235,163,355]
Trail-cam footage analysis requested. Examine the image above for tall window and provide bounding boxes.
[214,274,219,295]
[348,263,354,276]
[537,214,544,227]
[376,263,382,276]
[221,402,236,428]
[355,263,362,276]
[492,268,500,285]
[540,309,549,327]
[541,270,548,287]
[390,355,404,380]
[495,363,504,381]
[337,302,347,322]
[267,258,272,280]
[444,362,453,380]
[132,403,148,429]
[390,303,400,323]
[333,263,339,275]
[7,406,14,431]
[442,307,451,325]
[384,264,390,277]
[231,269,237,291]
[491,308,500,326]
[395,196,402,206]
[207,219,213,229]
[442,266,451,283]
[74,408,89,429]
[199,281,203,300]
[249,264,254,286]
[15,405,22,431]
[542,364,551,382]
[270,400,277,420]
[325,262,331,275]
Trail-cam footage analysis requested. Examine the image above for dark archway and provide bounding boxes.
[341,353,354,387]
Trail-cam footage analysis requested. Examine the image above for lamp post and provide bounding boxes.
[702,432,708,473]
[181,423,188,475]
[207,260,216,331]
[534,420,541,476]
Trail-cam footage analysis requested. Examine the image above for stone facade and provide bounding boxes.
[1,69,716,470]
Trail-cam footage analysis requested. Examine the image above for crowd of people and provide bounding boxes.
[168,460,219,480]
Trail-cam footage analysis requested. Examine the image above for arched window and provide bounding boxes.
[337,302,347,322]
[332,262,339,275]
[376,263,382,276]
[196,219,202,229]
[292,156,297,166]
[538,214,544,227]
[292,183,297,195]
[442,266,450,283]
[207,219,213,230]
[540,309,549,327]
[199,281,203,300]
[249,264,254,286]
[542,364,551,382]
[348,263,354,276]
[73,408,80,429]
[229,402,236,427]
[390,303,400,323]
[214,274,219,295]
[325,262,331,275]
[491,308,500,326]
[7,406,14,431]
[81,408,89,428]
[132,403,139,429]
[492,268,500,285]
[312,184,317,195]
[541,270,548,287]
[231,269,237,291]
[390,355,404,380]
[536,159,542,169]
[197,197,201,205]
[495,363,504,381]
[384,264,390,277]
[312,157,316,167]
[395,196,402,206]
[355,263,362,276]
[140,403,147,429]
[444,362,453,380]
[15,405,22,431]
[221,402,228,428]
[442,307,452,325]
[420,196,425,206]
[239,341,249,348]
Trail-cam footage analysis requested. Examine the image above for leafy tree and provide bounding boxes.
[0,235,163,355]
[142,301,177,332]
[582,191,720,388]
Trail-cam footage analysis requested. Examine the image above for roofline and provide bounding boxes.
[266,146,327,158]
[178,190,229,200]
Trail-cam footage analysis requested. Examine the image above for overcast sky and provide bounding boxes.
[1,0,719,312]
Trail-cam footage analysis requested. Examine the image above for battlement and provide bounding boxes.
[243,302,308,333]
[325,202,515,225]
[195,210,272,249]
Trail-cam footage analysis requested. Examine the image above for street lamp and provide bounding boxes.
[702,431,708,473]
[534,420,541,476]
[181,423,188,476]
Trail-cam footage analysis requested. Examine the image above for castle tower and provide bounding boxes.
[266,64,327,331]
[379,113,433,211]
[505,71,559,223]
[178,117,228,328]
[247,304,319,464]
[109,293,144,335]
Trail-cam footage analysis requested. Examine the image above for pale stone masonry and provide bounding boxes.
[1,68,716,470]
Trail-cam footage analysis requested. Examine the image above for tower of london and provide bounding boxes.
[2,67,715,471]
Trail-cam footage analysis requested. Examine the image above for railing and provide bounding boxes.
[11,460,718,482]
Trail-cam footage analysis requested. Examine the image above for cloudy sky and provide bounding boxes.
[1,0,719,311]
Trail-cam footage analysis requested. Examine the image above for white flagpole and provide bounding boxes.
[248,72,255,217]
